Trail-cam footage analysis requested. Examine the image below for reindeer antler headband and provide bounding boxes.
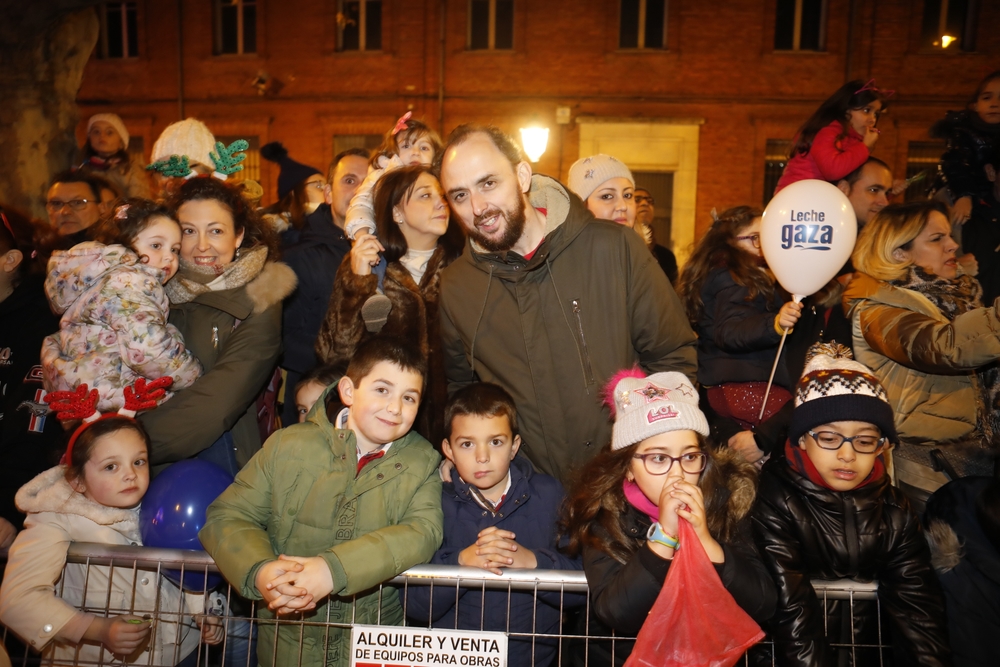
[45,377,173,464]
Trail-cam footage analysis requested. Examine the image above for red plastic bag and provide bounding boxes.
[624,519,765,667]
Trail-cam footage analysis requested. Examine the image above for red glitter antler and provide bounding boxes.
[120,377,174,417]
[44,385,101,422]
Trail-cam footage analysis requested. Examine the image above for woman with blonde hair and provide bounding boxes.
[844,200,999,504]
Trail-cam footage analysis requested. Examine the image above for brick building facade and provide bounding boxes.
[77,0,999,260]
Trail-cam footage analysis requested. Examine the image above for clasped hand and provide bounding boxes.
[255,555,334,616]
[458,526,538,576]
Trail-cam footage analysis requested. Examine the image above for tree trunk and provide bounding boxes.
[0,3,99,220]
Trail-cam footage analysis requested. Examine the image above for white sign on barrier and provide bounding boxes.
[350,624,507,667]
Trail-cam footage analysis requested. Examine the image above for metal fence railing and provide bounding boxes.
[0,543,887,667]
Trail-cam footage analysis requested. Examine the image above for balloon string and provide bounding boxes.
[758,294,803,423]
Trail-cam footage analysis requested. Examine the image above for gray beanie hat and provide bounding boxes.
[607,370,709,451]
[568,154,635,202]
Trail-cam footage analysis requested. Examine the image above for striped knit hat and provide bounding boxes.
[788,342,897,445]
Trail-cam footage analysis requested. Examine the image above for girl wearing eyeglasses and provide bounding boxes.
[678,206,803,467]
[752,343,950,667]
[563,370,776,667]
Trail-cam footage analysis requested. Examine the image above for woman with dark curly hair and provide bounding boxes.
[138,177,296,473]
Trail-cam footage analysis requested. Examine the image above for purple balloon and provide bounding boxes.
[140,459,233,592]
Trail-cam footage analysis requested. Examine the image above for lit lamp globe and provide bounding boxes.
[520,127,549,163]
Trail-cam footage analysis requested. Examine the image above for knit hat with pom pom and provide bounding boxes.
[605,369,709,451]
[261,142,322,200]
[788,342,897,445]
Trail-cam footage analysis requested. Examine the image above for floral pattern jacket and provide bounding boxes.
[41,242,202,411]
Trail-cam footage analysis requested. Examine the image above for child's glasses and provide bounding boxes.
[807,430,885,454]
[735,233,761,248]
[632,452,707,475]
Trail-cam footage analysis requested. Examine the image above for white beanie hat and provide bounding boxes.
[151,118,216,168]
[568,154,635,202]
[87,113,130,150]
[606,370,709,451]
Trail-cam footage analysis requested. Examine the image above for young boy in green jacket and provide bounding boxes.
[199,337,444,667]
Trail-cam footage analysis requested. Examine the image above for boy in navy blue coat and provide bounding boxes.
[405,383,581,667]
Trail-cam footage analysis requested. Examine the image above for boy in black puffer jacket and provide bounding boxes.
[752,343,951,667]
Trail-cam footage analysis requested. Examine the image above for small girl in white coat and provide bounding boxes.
[0,416,221,665]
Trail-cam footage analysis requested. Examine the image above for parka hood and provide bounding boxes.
[463,174,589,278]
[15,466,141,542]
[45,242,156,314]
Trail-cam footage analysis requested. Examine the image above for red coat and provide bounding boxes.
[775,121,869,193]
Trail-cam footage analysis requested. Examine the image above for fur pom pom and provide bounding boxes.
[602,367,646,417]
[260,141,288,163]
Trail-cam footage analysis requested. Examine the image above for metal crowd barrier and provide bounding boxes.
[0,543,887,667]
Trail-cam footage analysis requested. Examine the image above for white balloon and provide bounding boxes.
[761,179,857,300]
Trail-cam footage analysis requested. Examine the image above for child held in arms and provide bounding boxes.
[199,336,444,667]
[752,343,951,667]
[405,383,582,667]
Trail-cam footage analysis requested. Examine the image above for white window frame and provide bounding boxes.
[338,0,380,52]
[215,0,256,56]
[621,0,667,50]
[777,0,827,52]
[98,2,138,59]
[467,0,513,51]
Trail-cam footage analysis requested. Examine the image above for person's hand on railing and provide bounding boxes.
[261,555,335,615]
[83,615,151,657]
[458,527,538,576]
[197,614,225,645]
[255,559,312,615]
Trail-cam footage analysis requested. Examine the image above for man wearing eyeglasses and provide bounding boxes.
[634,187,678,284]
[45,171,111,241]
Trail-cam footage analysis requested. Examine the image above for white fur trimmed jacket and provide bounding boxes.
[0,467,202,666]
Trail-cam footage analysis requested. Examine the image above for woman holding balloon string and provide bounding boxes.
[678,206,803,465]
[845,200,1000,505]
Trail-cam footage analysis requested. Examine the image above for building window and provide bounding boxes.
[619,0,666,49]
[468,0,514,50]
[921,0,978,52]
[215,136,261,183]
[333,134,382,159]
[905,141,945,202]
[774,0,826,51]
[338,0,382,51]
[764,139,792,205]
[214,0,257,55]
[97,2,139,59]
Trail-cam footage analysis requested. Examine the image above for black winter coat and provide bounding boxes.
[577,502,776,665]
[0,278,65,529]
[924,477,1000,667]
[752,457,951,667]
[930,110,1000,202]
[281,204,351,374]
[404,456,583,667]
[696,267,791,389]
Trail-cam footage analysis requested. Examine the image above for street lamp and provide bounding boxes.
[519,126,549,163]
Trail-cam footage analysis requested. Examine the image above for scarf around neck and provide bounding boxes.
[165,245,267,305]
[890,264,982,320]
[784,440,884,491]
[623,478,660,523]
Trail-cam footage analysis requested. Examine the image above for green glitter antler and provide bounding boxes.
[210,140,249,178]
[146,155,192,178]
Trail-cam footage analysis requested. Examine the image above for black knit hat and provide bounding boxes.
[788,343,898,445]
[260,142,322,200]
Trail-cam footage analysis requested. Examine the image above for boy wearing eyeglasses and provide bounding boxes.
[752,343,951,667]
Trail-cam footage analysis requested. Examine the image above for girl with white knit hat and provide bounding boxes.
[563,368,776,666]
[78,112,152,199]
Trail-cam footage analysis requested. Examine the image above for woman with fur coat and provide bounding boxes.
[315,166,463,444]
[137,177,296,473]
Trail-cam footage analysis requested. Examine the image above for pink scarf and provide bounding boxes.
[623,479,660,523]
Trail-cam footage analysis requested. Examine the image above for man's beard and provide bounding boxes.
[467,194,527,253]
